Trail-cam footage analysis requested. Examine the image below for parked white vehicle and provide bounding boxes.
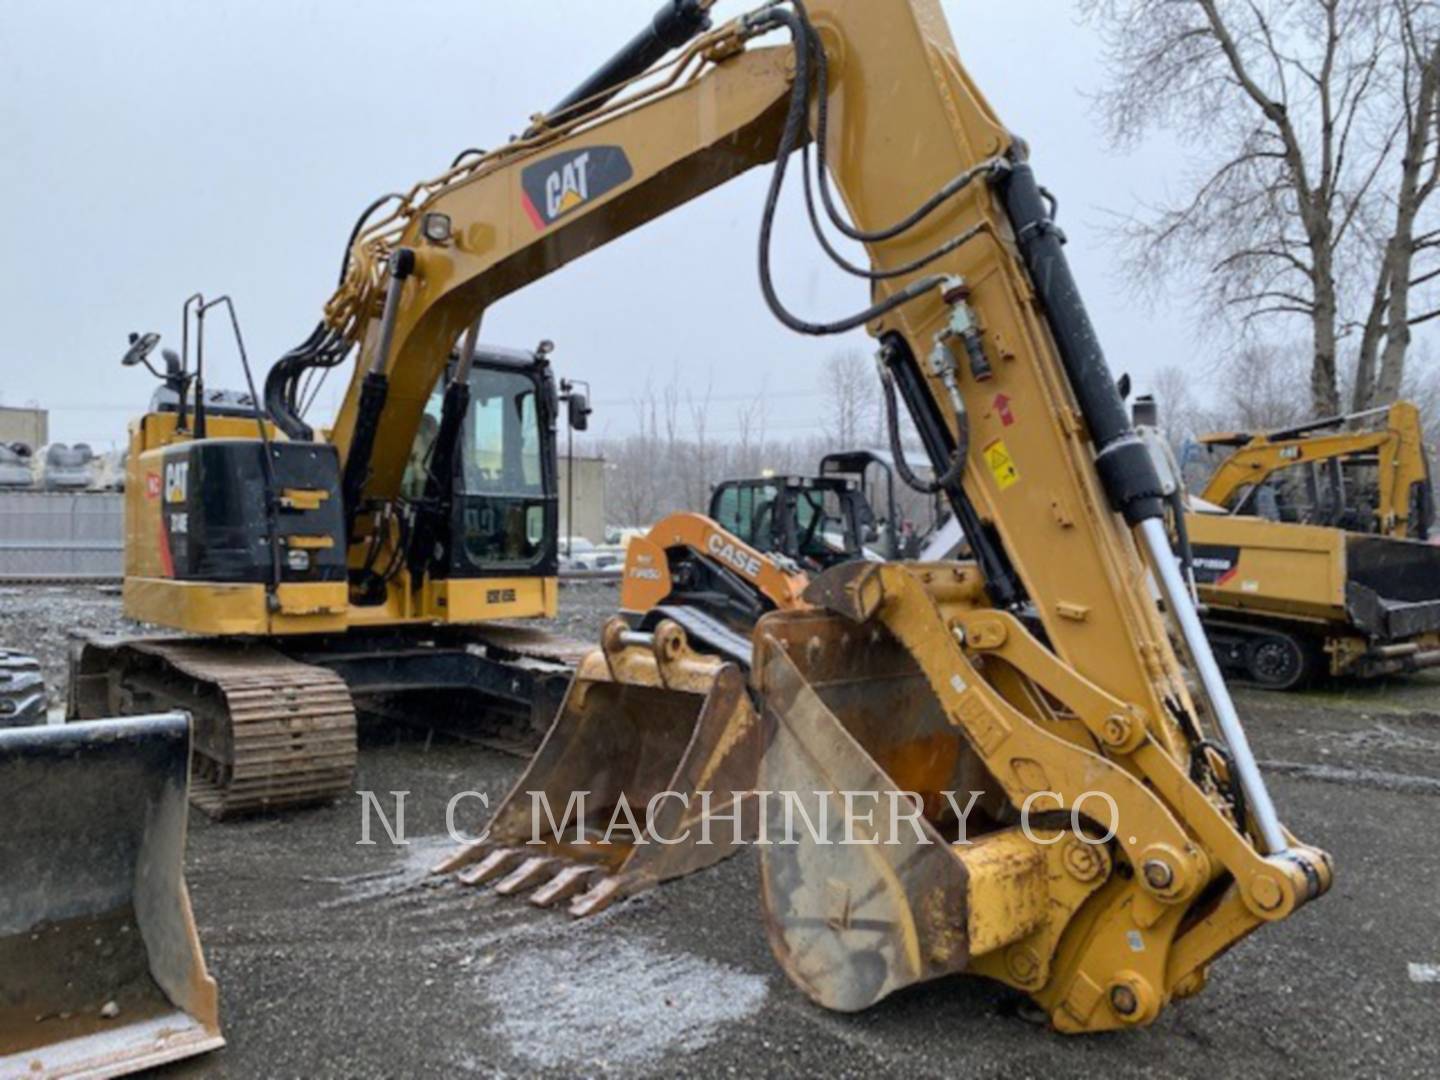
[559,537,622,572]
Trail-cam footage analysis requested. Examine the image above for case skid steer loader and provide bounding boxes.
[0,715,222,1077]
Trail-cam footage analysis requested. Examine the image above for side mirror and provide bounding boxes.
[568,391,591,432]
[122,331,161,368]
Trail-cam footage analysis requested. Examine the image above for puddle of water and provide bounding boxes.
[489,937,768,1072]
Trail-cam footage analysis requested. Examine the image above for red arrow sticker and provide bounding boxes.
[993,393,1015,427]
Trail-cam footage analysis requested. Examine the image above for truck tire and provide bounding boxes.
[1243,632,1314,692]
[0,650,49,727]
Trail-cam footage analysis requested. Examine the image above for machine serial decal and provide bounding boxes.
[520,146,634,229]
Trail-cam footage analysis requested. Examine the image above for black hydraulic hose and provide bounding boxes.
[755,7,945,335]
[798,144,993,282]
[266,193,402,441]
[338,193,404,286]
[880,363,965,495]
[792,0,996,246]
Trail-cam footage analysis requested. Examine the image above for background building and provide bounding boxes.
[557,454,607,544]
[0,406,47,448]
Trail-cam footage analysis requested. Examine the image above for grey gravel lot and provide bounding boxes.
[3,583,1439,1077]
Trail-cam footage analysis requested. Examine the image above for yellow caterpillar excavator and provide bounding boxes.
[28,0,1330,1041]
[385,0,1330,1030]
[1198,401,1433,540]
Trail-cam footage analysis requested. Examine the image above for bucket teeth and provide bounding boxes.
[458,847,527,887]
[570,875,630,918]
[529,863,602,908]
[494,855,561,896]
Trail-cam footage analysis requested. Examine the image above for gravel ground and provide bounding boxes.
[3,584,1439,1077]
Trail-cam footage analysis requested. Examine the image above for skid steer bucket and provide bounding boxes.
[438,618,759,917]
[752,609,1082,1013]
[0,714,223,1079]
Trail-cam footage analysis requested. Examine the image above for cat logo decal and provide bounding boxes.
[520,146,633,229]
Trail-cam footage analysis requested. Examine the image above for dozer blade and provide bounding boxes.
[753,610,1064,1013]
[439,618,760,917]
[0,714,224,1079]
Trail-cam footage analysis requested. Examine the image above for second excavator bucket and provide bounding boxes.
[438,618,759,917]
[752,608,1094,1014]
[0,715,224,1079]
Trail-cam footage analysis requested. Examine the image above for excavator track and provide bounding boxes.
[69,637,357,818]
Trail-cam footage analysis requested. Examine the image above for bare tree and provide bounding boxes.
[820,350,878,449]
[683,379,715,512]
[1150,363,1210,452]
[1083,0,1440,414]
[1357,0,1440,407]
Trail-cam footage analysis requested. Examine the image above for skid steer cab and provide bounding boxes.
[709,473,876,572]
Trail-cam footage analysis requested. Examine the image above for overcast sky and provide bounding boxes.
[1,0,1196,449]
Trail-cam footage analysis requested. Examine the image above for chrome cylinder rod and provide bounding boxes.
[1137,516,1288,854]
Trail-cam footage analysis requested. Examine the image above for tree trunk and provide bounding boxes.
[1376,38,1440,405]
[1351,259,1393,412]
[1310,242,1342,416]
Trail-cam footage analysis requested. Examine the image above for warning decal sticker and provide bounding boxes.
[983,439,1020,491]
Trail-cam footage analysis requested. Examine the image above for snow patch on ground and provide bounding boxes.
[490,937,769,1072]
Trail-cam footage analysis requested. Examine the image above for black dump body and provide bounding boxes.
[1345,534,1440,638]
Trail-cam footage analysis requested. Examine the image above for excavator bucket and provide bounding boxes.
[0,714,223,1079]
[438,618,759,917]
[752,608,1075,1013]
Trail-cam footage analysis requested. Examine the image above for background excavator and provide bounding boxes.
[1197,400,1433,540]
[388,0,1333,1030]
[1133,397,1440,687]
